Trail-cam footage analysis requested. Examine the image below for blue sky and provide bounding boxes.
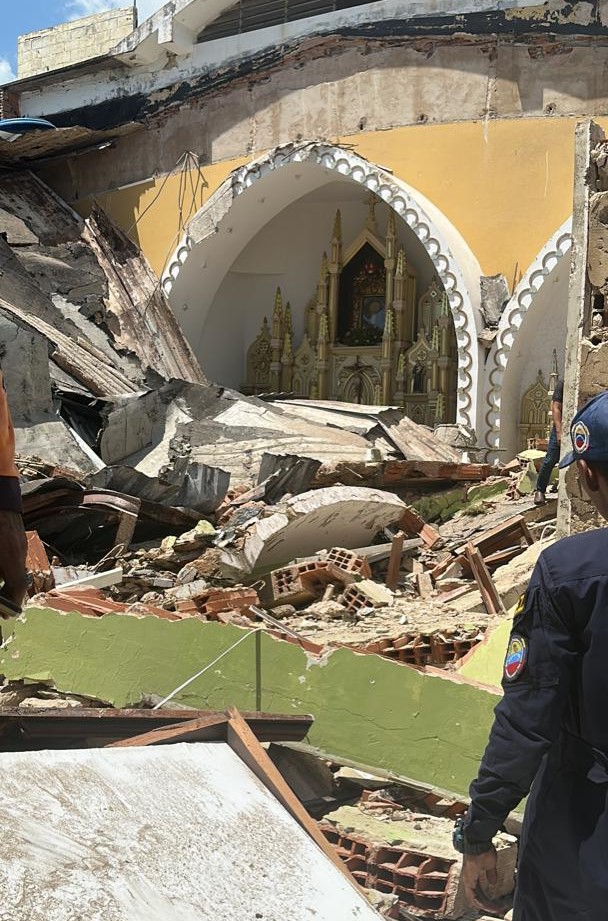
[0,1,165,83]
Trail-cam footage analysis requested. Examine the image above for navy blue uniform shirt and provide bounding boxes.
[464,528,608,920]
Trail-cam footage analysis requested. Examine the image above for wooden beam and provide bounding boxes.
[385,530,405,591]
[107,714,229,747]
[224,706,358,887]
[465,543,506,616]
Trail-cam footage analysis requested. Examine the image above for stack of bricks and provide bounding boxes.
[360,629,482,667]
[320,823,371,887]
[370,846,455,915]
[269,548,371,608]
[319,823,458,918]
[320,817,517,919]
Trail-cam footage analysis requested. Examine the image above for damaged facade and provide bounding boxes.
[0,1,605,918]
[3,0,603,454]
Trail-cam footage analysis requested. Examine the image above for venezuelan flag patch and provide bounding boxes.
[504,634,528,682]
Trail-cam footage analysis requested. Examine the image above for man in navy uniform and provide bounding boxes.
[454,390,608,920]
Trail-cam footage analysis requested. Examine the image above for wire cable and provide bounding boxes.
[152,627,264,710]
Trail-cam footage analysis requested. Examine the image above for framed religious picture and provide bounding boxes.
[361,295,386,331]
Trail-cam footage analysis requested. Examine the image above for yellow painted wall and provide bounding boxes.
[74,116,608,285]
[74,157,249,279]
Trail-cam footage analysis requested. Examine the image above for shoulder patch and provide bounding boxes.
[504,634,528,682]
[573,420,590,454]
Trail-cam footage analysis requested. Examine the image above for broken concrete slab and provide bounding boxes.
[83,206,206,385]
[257,453,322,502]
[274,399,461,463]
[0,742,379,921]
[0,607,501,800]
[0,305,101,473]
[0,172,202,394]
[98,381,374,487]
[219,486,407,575]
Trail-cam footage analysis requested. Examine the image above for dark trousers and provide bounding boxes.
[536,426,560,494]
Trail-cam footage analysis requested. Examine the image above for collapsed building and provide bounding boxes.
[0,0,607,918]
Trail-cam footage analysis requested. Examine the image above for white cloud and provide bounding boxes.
[66,0,166,22]
[66,0,124,18]
[0,58,16,86]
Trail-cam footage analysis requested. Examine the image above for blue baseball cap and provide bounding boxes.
[559,391,608,468]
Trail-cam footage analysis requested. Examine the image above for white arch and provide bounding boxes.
[162,141,483,430]
[484,219,572,454]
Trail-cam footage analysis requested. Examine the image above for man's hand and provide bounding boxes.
[462,846,499,912]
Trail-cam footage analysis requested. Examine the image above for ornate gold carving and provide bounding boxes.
[519,370,551,450]
[244,205,457,417]
[245,316,272,393]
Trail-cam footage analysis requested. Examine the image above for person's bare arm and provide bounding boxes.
[552,399,563,441]
[0,372,27,612]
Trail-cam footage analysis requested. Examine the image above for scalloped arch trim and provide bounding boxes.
[162,141,479,429]
[484,219,572,452]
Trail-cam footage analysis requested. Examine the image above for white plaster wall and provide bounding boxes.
[497,262,569,460]
[18,0,546,117]
[201,184,436,388]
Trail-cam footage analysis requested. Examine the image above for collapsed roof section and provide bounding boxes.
[0,170,205,468]
[0,713,380,920]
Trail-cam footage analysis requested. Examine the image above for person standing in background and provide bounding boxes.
[534,378,563,506]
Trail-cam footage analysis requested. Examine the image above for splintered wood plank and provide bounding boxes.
[465,543,506,616]
[456,514,528,557]
[386,530,406,591]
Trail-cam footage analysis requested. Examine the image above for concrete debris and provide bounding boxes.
[274,399,463,462]
[321,797,517,919]
[13,449,553,674]
[0,162,563,921]
[218,486,408,577]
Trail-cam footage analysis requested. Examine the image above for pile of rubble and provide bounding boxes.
[9,410,551,921]
[0,171,560,921]
[18,439,556,682]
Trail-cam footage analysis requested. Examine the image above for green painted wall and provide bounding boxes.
[458,620,512,689]
[413,479,509,524]
[0,608,501,798]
